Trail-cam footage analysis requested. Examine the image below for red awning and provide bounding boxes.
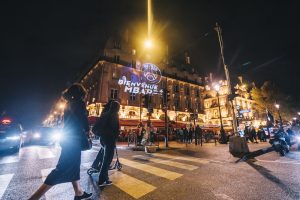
[88,116,99,125]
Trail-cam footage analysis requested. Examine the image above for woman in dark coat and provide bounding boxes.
[91,100,114,170]
[98,100,120,187]
[29,84,92,200]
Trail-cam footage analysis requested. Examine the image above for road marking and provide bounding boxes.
[110,171,156,199]
[0,155,19,164]
[133,155,198,170]
[37,147,56,159]
[119,158,182,180]
[214,193,234,200]
[0,174,14,199]
[41,168,74,200]
[256,159,300,165]
[154,153,211,164]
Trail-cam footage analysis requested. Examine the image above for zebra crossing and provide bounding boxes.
[0,146,213,200]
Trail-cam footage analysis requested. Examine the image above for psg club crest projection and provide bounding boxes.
[118,63,163,95]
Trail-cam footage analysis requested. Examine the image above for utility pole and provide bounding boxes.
[215,23,238,134]
[163,86,169,148]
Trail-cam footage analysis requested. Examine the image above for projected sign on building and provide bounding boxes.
[118,63,163,95]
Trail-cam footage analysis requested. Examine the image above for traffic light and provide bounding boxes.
[162,89,170,106]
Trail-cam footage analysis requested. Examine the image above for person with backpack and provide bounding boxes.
[91,100,114,170]
[29,84,92,200]
[93,100,120,187]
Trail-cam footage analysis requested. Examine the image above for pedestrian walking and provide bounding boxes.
[91,100,114,170]
[97,100,120,187]
[28,84,92,200]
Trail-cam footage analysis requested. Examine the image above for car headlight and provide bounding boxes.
[52,132,62,141]
[6,135,20,140]
[296,136,300,142]
[33,133,41,139]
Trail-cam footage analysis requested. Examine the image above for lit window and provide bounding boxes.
[110,89,118,99]
[129,93,136,101]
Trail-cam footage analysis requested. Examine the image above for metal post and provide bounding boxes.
[164,78,169,148]
[217,93,224,129]
[217,92,226,144]
[278,109,283,127]
[215,23,238,134]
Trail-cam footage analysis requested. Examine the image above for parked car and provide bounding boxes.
[0,117,25,152]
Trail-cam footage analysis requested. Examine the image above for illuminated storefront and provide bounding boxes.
[80,59,205,130]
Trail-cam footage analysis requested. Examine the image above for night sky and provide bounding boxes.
[1,0,299,128]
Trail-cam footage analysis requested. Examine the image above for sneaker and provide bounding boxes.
[98,180,113,187]
[74,191,92,200]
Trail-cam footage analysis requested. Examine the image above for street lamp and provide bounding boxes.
[214,84,227,144]
[144,39,153,49]
[298,112,300,116]
[275,104,283,127]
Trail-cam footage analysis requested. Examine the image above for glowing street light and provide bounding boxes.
[214,84,220,92]
[275,103,282,126]
[298,112,300,116]
[144,39,153,49]
[58,103,65,110]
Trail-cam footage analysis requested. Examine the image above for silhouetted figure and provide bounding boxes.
[29,83,92,200]
[98,101,120,187]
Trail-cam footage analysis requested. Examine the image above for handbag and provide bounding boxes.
[81,132,92,151]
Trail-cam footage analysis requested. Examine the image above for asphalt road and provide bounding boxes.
[0,142,300,200]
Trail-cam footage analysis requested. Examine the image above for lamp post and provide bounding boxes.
[214,84,227,144]
[215,23,238,134]
[275,104,283,127]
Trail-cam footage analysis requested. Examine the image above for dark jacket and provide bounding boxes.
[93,101,120,144]
[63,100,89,141]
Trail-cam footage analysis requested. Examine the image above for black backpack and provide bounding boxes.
[92,114,109,137]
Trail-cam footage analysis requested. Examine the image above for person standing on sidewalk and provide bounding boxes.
[195,125,202,145]
[28,84,92,200]
[98,100,120,187]
[183,128,188,143]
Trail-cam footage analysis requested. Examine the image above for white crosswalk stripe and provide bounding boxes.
[0,154,19,165]
[120,158,183,180]
[133,155,199,170]
[0,174,14,199]
[154,153,211,164]
[109,171,156,199]
[37,147,57,159]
